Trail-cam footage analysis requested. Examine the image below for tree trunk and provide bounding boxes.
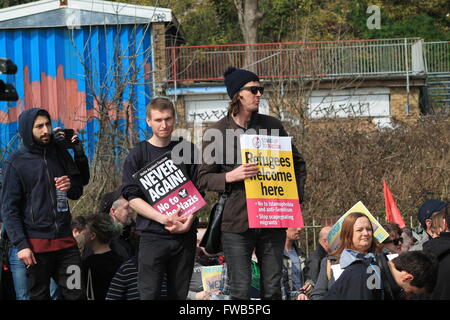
[234,0,263,71]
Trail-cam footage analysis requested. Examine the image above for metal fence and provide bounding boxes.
[166,38,429,82]
[423,41,450,74]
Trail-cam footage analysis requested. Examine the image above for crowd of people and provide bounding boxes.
[0,66,448,301]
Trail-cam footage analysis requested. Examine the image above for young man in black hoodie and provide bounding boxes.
[121,97,199,300]
[1,108,85,300]
[423,204,450,299]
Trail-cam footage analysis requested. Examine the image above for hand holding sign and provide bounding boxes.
[133,152,206,218]
[225,163,259,183]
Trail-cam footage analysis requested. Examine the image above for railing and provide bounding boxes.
[166,38,426,82]
[423,41,450,74]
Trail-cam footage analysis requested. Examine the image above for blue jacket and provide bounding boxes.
[1,108,83,251]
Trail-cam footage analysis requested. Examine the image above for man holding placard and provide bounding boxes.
[122,97,201,300]
[197,67,307,300]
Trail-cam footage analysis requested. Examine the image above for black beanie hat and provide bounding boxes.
[223,66,260,99]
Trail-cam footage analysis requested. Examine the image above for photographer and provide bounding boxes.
[52,127,90,186]
[1,108,86,300]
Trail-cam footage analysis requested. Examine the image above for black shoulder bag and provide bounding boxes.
[200,191,228,255]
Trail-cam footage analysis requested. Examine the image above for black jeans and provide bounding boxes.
[138,233,196,300]
[27,246,85,300]
[222,228,286,300]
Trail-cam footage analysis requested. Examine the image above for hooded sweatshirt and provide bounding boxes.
[1,108,83,251]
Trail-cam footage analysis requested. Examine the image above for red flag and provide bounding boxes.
[383,179,405,228]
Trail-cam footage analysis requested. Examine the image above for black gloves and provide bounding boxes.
[52,128,85,157]
[72,138,85,158]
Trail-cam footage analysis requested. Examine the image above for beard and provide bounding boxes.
[33,134,51,145]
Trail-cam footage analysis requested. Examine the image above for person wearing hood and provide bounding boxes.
[410,199,449,251]
[1,108,85,300]
[423,204,450,299]
[197,67,307,300]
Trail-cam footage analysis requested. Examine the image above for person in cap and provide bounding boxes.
[197,67,307,300]
[423,205,450,299]
[410,199,449,251]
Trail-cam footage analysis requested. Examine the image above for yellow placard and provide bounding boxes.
[327,201,390,252]
[201,265,224,291]
[242,149,298,199]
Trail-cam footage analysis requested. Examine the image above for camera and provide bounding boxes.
[52,128,75,149]
[0,58,18,102]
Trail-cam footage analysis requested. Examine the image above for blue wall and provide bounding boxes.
[0,24,153,161]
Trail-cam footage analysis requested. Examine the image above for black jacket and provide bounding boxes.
[323,256,382,300]
[0,108,84,251]
[423,232,450,300]
[376,252,404,300]
[303,244,328,286]
[323,252,404,300]
[197,112,307,233]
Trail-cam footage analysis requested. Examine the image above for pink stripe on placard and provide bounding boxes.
[152,181,206,217]
[247,198,304,228]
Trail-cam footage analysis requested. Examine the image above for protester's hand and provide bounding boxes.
[301,283,313,296]
[18,248,37,267]
[52,127,65,144]
[297,293,309,300]
[225,163,259,183]
[70,134,79,145]
[54,176,71,191]
[71,134,85,157]
[195,291,211,300]
[165,211,195,234]
[160,208,185,226]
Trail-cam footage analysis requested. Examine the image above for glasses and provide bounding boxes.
[384,237,403,245]
[240,86,264,95]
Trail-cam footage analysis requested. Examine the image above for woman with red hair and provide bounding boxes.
[309,212,379,300]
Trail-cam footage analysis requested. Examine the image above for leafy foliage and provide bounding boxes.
[1,0,448,43]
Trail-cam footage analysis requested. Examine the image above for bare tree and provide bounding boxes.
[233,0,262,44]
[233,0,263,70]
[68,22,154,215]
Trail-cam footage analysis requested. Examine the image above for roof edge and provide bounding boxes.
[0,0,173,23]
